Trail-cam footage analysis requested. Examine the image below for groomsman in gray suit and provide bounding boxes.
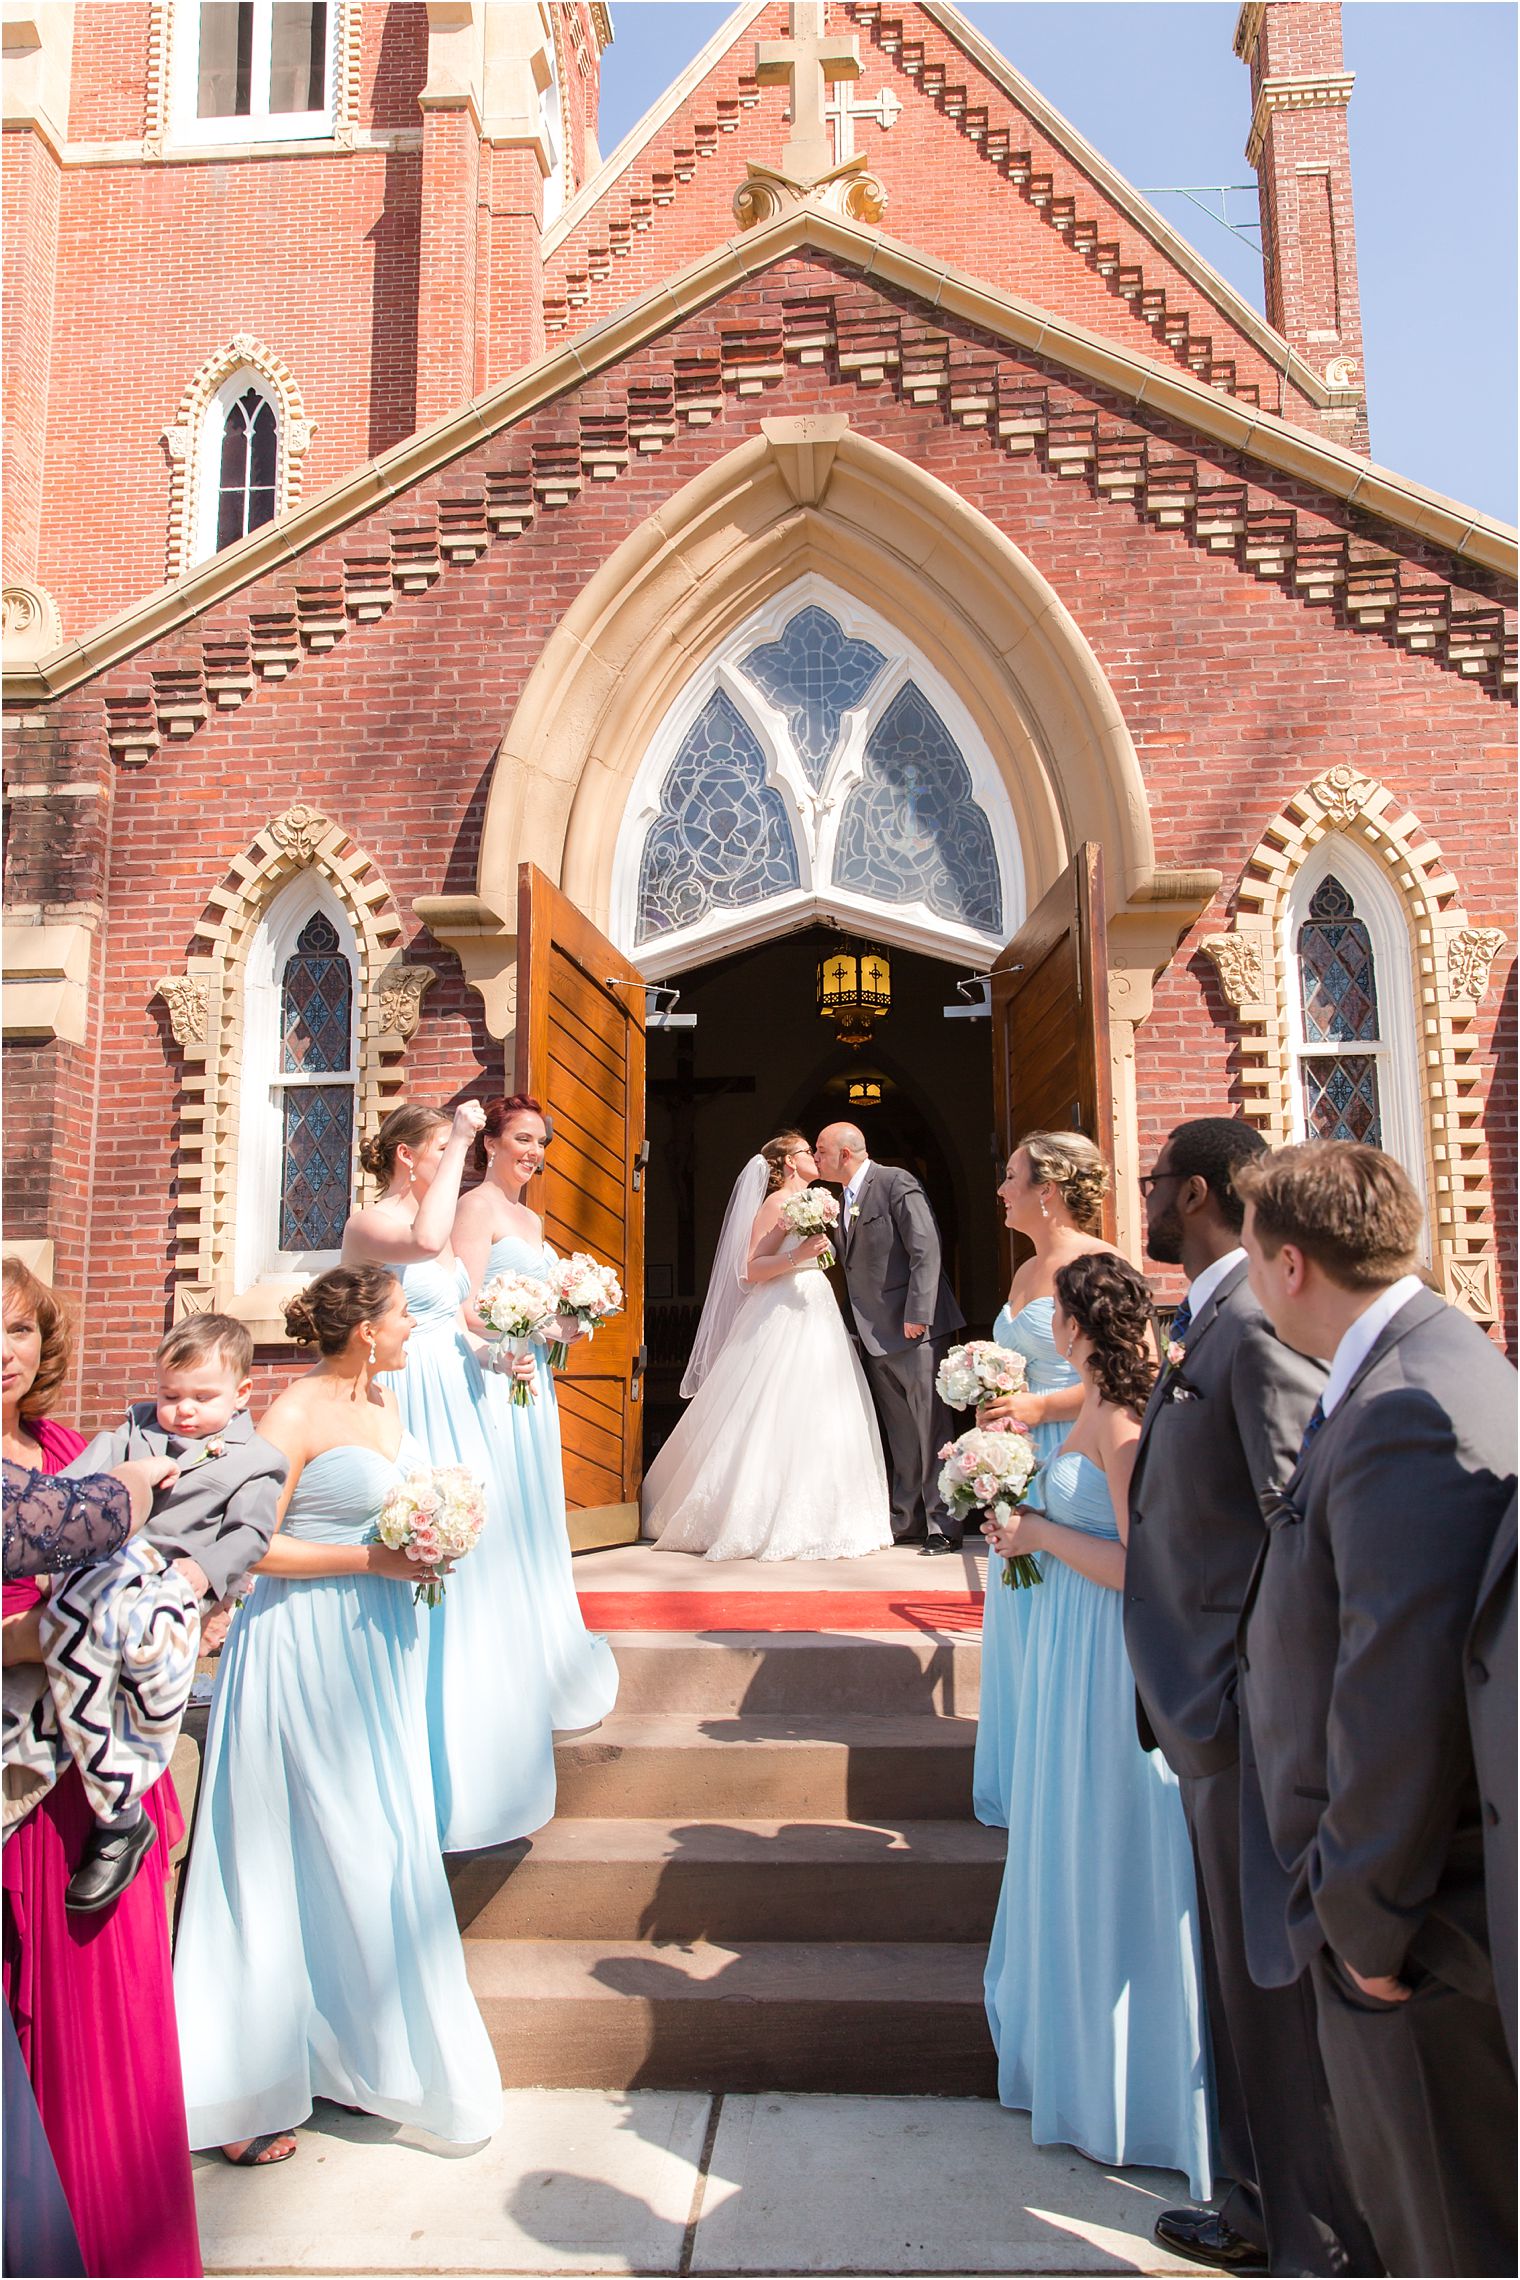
[1236,1141,1517,2280]
[1125,1119,1372,2278]
[815,1124,963,1552]
[1467,1490,1516,2064]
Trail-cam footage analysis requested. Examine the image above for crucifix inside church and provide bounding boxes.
[754,1,862,182]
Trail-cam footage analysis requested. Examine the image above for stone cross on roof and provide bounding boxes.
[755,2,861,185]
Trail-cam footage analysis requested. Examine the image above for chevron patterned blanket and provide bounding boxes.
[2,1538,200,1831]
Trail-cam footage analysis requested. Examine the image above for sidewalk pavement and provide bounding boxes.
[194,2087,1216,2276]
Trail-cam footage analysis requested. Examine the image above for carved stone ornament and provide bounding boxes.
[733,153,887,232]
[377,963,436,1041]
[1,581,63,664]
[155,974,209,1046]
[1308,765,1377,823]
[269,803,330,866]
[1199,933,1265,1009]
[162,423,190,463]
[1447,926,1507,1002]
[1323,357,1359,390]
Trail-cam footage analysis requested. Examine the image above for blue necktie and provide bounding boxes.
[1169,1295,1193,1347]
[1297,1397,1326,1464]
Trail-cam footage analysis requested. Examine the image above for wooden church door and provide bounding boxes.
[991,842,1117,1242]
[513,864,647,1544]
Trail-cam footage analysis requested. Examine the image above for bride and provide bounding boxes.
[642,1132,892,1561]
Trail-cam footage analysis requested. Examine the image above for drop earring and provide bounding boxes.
[1039,1195,1050,1220]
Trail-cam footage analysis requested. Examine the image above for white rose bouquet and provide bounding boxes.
[477,1270,557,1404]
[544,1251,624,1369]
[937,1423,1043,1589]
[778,1184,841,1269]
[375,1464,486,1607]
[935,1339,1029,1410]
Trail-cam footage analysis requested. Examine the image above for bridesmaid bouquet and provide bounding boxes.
[937,1424,1043,1589]
[544,1252,625,1370]
[778,1184,841,1269]
[935,1339,1029,1410]
[477,1270,557,1405]
[375,1465,485,1606]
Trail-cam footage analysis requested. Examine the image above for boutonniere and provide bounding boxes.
[188,1438,227,1465]
[1165,1341,1187,1371]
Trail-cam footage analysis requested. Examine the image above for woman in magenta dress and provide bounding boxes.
[1,1256,203,2278]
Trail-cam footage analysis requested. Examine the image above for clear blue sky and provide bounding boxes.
[595,3,1517,524]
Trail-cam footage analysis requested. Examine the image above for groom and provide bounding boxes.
[815,1123,964,1554]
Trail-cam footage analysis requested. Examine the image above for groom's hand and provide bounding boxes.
[904,1321,927,1340]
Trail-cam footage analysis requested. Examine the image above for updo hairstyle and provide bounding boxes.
[358,1103,449,1185]
[1020,1130,1111,1233]
[762,1132,809,1194]
[284,1264,400,1355]
[472,1093,546,1175]
[2,1256,74,1421]
[1052,1252,1157,1419]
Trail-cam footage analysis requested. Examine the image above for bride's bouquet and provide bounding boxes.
[935,1339,1029,1410]
[375,1465,486,1607]
[778,1184,841,1269]
[477,1270,557,1405]
[544,1251,624,1370]
[937,1424,1043,1589]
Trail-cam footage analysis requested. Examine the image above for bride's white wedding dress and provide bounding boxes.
[643,1233,892,1561]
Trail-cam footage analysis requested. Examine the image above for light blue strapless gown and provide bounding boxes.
[172,1439,503,2149]
[479,1235,619,1733]
[385,1260,557,1852]
[972,1299,1078,1828]
[983,1448,1214,2198]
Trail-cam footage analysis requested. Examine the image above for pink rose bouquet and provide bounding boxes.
[375,1464,485,1607]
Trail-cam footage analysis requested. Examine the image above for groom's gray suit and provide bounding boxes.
[1123,1261,1373,2275]
[837,1161,962,1542]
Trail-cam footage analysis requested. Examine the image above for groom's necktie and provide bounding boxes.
[1296,1397,1327,1466]
[1169,1294,1193,1348]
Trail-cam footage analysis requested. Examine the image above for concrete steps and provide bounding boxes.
[452,1622,999,2095]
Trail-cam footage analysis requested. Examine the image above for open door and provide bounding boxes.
[514,864,646,1548]
[992,842,1116,1242]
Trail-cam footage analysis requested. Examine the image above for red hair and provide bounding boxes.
[473,1094,546,1173]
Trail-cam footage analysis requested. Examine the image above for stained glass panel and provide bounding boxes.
[832,682,1002,931]
[636,690,801,941]
[279,1084,353,1250]
[1301,1055,1383,1146]
[281,910,351,1072]
[1298,874,1381,1044]
[740,605,887,786]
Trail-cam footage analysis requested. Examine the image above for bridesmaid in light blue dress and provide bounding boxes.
[454,1096,618,1735]
[973,1136,1115,1829]
[343,1103,556,1853]
[173,1266,502,2162]
[982,1251,1214,2199]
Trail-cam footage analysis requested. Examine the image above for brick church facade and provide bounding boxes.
[3,2,1514,1493]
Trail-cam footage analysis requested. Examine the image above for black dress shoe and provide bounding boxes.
[65,1813,158,1913]
[1153,2208,1267,2272]
[920,1533,960,1555]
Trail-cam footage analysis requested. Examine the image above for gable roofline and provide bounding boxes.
[549,0,1331,410]
[922,0,1331,409]
[7,202,1513,705]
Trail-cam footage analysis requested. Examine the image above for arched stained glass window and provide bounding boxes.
[276,908,355,1251]
[740,604,887,787]
[832,682,1003,931]
[216,384,278,551]
[1295,874,1384,1144]
[636,690,801,942]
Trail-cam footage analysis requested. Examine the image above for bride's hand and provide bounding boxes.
[793,1233,829,1267]
[978,1390,1045,1430]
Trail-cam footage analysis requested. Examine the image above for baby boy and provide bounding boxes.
[60,1313,287,1910]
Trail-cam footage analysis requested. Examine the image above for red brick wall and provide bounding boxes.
[4,253,1512,1419]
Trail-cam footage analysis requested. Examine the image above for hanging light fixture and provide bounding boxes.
[817,939,892,1049]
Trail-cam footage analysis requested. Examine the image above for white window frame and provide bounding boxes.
[193,366,281,565]
[169,0,338,148]
[1284,831,1427,1209]
[611,575,1025,979]
[537,4,567,229]
[234,873,359,1291]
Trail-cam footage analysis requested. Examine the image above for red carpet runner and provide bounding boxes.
[575,1591,984,1635]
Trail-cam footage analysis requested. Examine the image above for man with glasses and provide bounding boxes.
[1124,1120,1373,2277]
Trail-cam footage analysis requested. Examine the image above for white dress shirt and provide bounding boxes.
[1321,1273,1425,1417]
[1184,1246,1247,1321]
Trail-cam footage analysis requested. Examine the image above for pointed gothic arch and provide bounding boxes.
[1200,766,1508,1325]
[154,803,434,1341]
[162,334,316,579]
